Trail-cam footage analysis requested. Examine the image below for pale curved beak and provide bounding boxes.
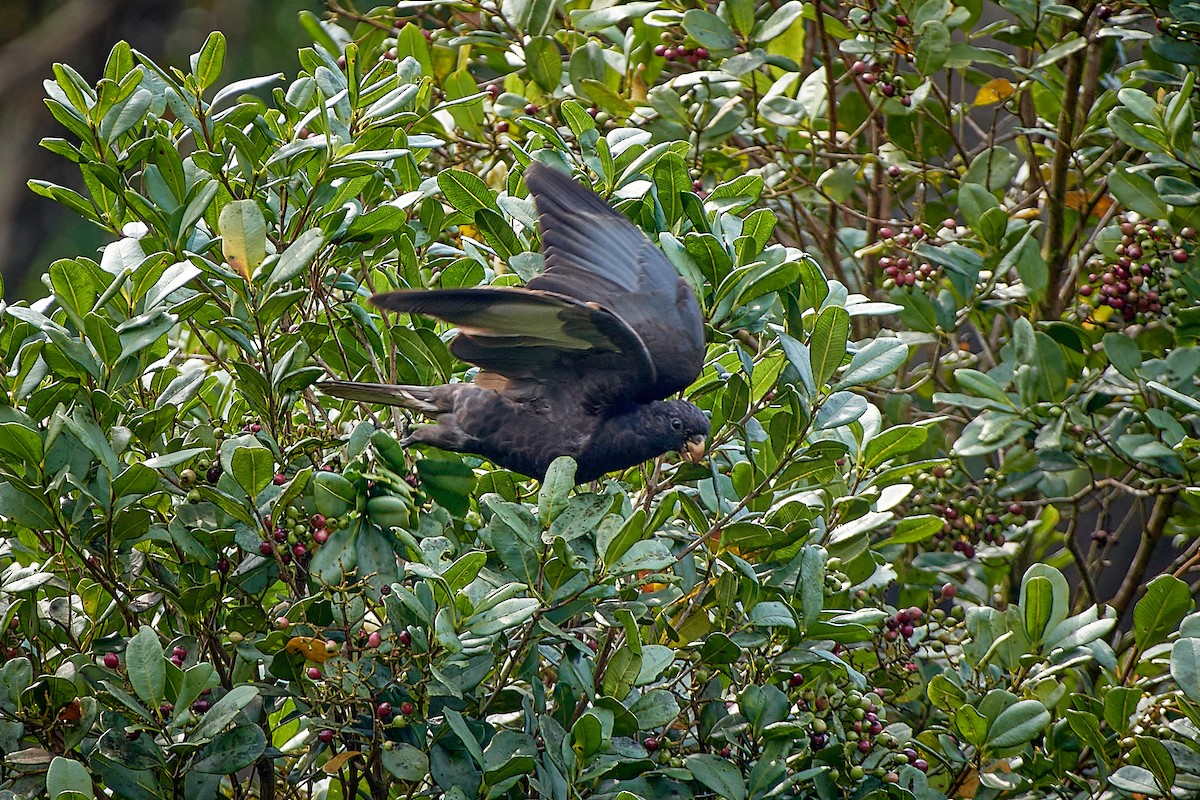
[682,435,707,464]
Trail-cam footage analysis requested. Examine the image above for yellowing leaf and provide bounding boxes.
[285,636,332,663]
[218,199,266,281]
[1063,191,1115,216]
[974,78,1015,106]
[322,750,362,774]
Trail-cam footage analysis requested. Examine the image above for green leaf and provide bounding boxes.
[1103,332,1142,380]
[833,338,908,389]
[955,368,1015,407]
[986,700,1049,750]
[267,229,323,287]
[47,756,94,800]
[653,152,690,226]
[1019,564,1070,642]
[191,685,259,740]
[1136,735,1176,793]
[602,645,643,699]
[998,225,1047,302]
[313,471,356,518]
[862,425,928,469]
[465,597,539,636]
[683,9,738,50]
[416,458,475,517]
[1156,175,1200,206]
[1108,165,1169,219]
[526,36,562,92]
[882,515,943,545]
[194,31,227,91]
[126,625,165,709]
[1134,574,1193,648]
[230,444,274,499]
[685,754,746,800]
[809,306,849,387]
[382,743,429,781]
[193,725,266,774]
[438,169,496,215]
[1110,765,1164,797]
[49,260,97,329]
[755,1,806,42]
[916,21,951,73]
[538,456,575,523]
[1172,638,1200,703]
[0,422,44,466]
[219,200,266,279]
[1022,576,1054,645]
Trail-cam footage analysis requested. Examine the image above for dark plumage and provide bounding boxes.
[320,162,709,482]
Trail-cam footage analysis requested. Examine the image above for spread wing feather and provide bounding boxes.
[523,162,706,400]
[367,163,705,406]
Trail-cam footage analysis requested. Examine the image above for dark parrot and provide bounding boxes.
[320,162,709,482]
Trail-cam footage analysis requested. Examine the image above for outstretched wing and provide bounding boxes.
[370,286,656,395]
[523,162,706,401]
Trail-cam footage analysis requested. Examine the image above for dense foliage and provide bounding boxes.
[3,0,1200,798]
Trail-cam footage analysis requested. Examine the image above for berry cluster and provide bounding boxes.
[1078,217,1194,325]
[877,222,949,290]
[849,59,912,106]
[259,507,346,564]
[653,44,710,65]
[905,466,1024,558]
[782,674,927,783]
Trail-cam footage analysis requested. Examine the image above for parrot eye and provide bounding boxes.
[671,417,683,431]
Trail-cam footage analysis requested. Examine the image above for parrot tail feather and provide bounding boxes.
[318,381,444,414]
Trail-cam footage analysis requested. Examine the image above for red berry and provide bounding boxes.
[654,45,667,56]
[307,667,322,680]
[292,543,307,558]
[192,699,211,713]
[259,541,274,556]
[273,473,287,486]
[524,103,539,114]
[496,121,510,133]
[913,758,928,772]
[318,729,334,744]
[368,631,383,649]
[887,165,901,178]
[788,672,804,687]
[879,226,894,239]
[207,465,222,483]
[941,583,957,599]
[400,701,415,715]
[250,423,262,433]
[895,14,910,26]
[377,702,393,719]
[313,529,329,545]
[644,737,659,751]
[103,653,119,668]
[851,60,868,74]
[310,514,326,529]
[274,529,288,543]
[1173,249,1189,263]
[398,630,412,646]
[862,72,876,85]
[216,557,230,573]
[858,739,873,753]
[1008,502,1023,515]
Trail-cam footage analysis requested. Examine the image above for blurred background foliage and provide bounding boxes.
[0,0,320,299]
